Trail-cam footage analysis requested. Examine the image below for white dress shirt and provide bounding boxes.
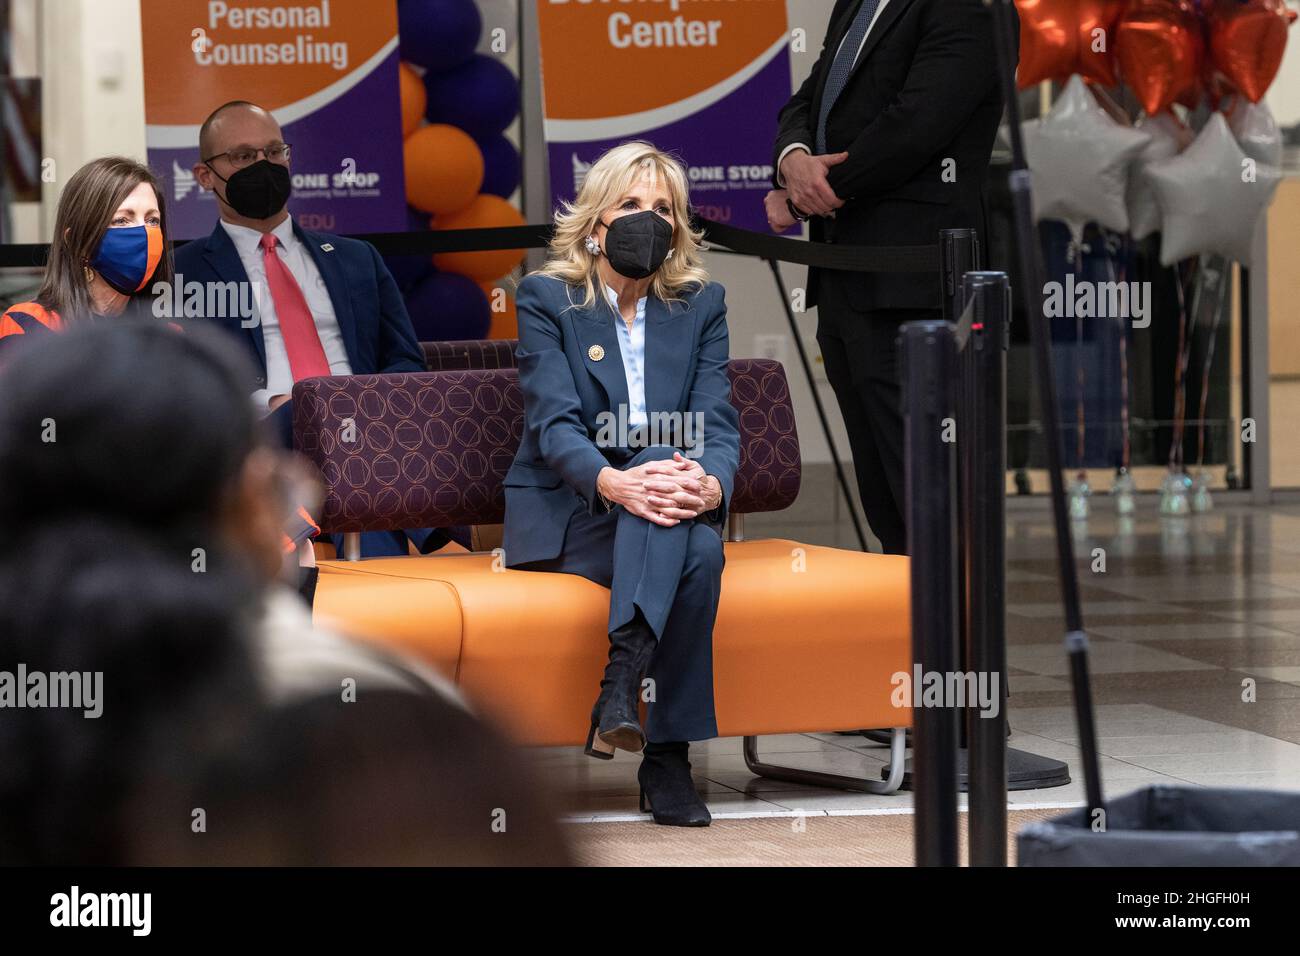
[776,0,893,188]
[220,216,353,409]
[605,284,648,428]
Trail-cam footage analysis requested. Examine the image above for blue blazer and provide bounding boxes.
[503,272,741,568]
[172,220,424,392]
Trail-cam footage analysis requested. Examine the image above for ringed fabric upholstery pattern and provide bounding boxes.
[294,370,522,531]
[300,354,912,747]
[421,338,517,372]
[293,359,802,533]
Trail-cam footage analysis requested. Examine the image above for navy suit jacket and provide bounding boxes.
[172,219,424,401]
[503,273,741,568]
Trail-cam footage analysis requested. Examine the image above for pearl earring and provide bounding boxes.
[584,235,601,256]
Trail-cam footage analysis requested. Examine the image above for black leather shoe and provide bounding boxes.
[584,613,656,758]
[638,741,711,826]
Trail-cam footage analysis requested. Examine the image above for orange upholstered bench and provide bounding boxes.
[295,356,912,793]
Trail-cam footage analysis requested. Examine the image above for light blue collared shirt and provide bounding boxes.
[604,284,647,428]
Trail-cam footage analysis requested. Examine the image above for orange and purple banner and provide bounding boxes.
[537,0,793,233]
[141,0,407,239]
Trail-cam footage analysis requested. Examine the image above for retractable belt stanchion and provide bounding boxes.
[962,271,1011,867]
[901,319,961,867]
[988,0,1105,819]
[944,230,979,761]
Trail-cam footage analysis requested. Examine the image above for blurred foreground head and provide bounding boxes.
[0,324,570,865]
[0,321,273,863]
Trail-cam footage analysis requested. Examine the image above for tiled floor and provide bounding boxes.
[531,466,1300,824]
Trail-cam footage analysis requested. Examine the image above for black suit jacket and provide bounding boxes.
[771,0,1016,312]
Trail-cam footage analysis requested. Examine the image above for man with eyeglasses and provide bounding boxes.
[175,100,449,560]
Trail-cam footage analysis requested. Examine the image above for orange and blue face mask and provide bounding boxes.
[90,223,163,296]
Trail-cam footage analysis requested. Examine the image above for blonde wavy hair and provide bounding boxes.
[529,141,709,312]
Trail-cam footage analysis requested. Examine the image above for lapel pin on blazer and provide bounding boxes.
[320,243,334,252]
[588,344,605,361]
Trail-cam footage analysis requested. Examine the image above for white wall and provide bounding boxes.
[33,0,148,238]
[1266,4,1300,130]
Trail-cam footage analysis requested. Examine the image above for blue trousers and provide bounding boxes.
[514,445,724,743]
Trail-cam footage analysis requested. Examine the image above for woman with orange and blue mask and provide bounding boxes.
[0,156,168,348]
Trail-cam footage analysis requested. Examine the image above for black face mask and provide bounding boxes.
[599,210,673,279]
[208,159,292,220]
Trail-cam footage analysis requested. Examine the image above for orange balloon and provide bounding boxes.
[398,62,426,137]
[403,124,483,215]
[480,282,519,339]
[1016,0,1124,88]
[432,194,526,281]
[1116,0,1204,115]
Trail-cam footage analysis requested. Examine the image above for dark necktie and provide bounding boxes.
[815,0,883,154]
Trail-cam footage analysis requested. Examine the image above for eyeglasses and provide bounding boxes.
[203,143,292,169]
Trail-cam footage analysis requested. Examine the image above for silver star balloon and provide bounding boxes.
[1022,75,1151,240]
[1128,111,1191,242]
[1146,112,1283,266]
[1224,95,1283,171]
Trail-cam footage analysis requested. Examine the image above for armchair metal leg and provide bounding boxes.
[742,728,907,795]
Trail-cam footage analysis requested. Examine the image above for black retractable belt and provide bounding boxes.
[0,217,940,273]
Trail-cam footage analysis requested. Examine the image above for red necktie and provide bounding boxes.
[259,232,331,382]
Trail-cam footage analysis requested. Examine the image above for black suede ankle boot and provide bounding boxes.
[583,612,656,759]
[638,741,711,826]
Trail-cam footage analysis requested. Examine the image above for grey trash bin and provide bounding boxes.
[1018,785,1300,867]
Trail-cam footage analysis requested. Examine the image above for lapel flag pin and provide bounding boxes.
[320,243,334,252]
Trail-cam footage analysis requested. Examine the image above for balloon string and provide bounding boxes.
[1072,240,1085,474]
[1170,257,1198,473]
[1179,256,1205,470]
[1105,243,1131,472]
[1195,257,1228,468]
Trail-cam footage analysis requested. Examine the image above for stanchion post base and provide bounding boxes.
[887,747,1071,792]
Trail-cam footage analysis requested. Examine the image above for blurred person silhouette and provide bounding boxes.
[143,690,574,866]
[0,322,569,865]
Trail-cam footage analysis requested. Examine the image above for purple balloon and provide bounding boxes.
[383,206,436,292]
[398,0,480,73]
[404,270,490,341]
[423,54,519,140]
[477,132,521,199]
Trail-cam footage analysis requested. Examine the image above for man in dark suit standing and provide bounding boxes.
[765,0,1014,554]
[175,100,444,558]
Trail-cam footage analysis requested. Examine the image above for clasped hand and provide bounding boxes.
[597,453,718,527]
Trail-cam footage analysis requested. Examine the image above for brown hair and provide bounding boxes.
[38,156,174,321]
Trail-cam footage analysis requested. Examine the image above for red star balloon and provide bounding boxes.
[1207,0,1296,103]
[1016,0,1126,88]
[1115,0,1206,116]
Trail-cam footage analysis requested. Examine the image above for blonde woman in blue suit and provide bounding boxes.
[504,142,740,827]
